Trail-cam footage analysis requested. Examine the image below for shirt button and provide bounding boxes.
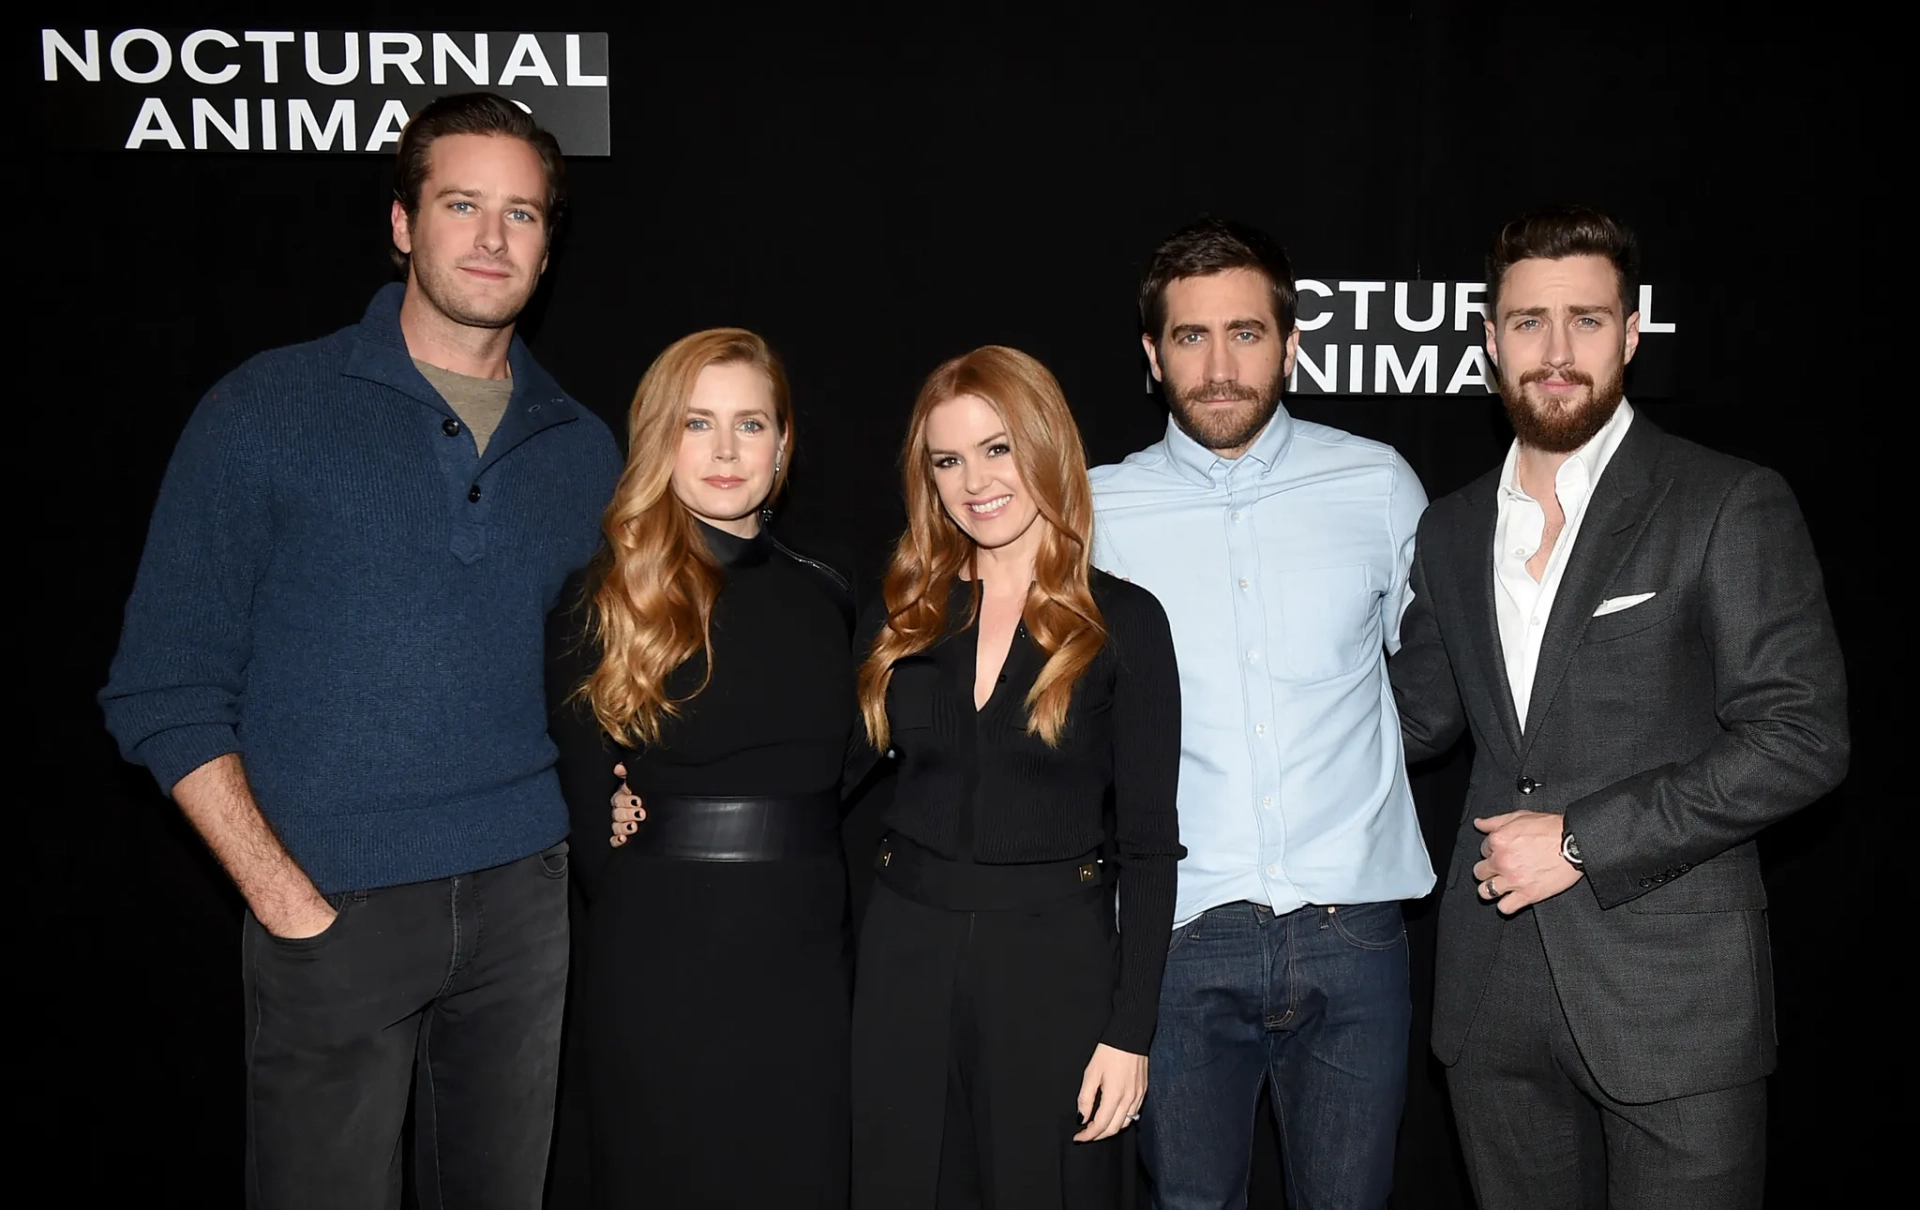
[1256,723,1267,736]
[1512,547,1528,557]
[1239,578,1250,591]
[1231,511,1242,522]
[1530,616,1543,626]
[468,484,482,503]
[1266,865,1277,876]
[1247,650,1259,663]
[1262,795,1273,808]
[442,418,461,437]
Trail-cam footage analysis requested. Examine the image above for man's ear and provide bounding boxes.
[1141,333,1163,383]
[390,199,413,256]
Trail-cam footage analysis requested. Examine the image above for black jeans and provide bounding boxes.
[241,843,571,1210]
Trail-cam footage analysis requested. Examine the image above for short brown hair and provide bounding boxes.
[1139,217,1297,342]
[1486,205,1639,320]
[390,92,568,271]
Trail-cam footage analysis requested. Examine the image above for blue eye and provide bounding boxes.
[451,201,474,213]
[508,209,534,223]
[740,419,764,433]
[686,418,710,431]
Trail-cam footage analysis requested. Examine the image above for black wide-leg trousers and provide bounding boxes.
[851,848,1126,1210]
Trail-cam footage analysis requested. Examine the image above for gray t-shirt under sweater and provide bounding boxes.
[414,358,512,456]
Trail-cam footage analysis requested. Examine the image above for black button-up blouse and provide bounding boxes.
[863,568,1185,1053]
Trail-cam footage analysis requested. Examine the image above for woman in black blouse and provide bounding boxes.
[547,329,854,1208]
[847,346,1185,1208]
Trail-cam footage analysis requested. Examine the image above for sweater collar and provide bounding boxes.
[697,519,772,569]
[340,283,583,469]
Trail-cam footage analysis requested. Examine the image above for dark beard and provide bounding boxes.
[1166,361,1287,453]
[1497,363,1626,453]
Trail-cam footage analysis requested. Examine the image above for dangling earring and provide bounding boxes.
[761,457,781,527]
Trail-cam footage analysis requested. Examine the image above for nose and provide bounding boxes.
[1543,321,1574,370]
[1204,339,1236,384]
[712,427,740,462]
[962,461,992,496]
[474,209,508,255]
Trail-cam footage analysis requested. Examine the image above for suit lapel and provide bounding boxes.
[1519,419,1673,745]
[1456,479,1525,758]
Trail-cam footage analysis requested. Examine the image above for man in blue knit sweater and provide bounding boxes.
[100,93,619,1209]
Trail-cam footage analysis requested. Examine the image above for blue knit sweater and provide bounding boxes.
[101,284,621,894]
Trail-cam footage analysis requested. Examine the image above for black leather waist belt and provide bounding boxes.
[874,833,1111,912]
[627,792,841,861]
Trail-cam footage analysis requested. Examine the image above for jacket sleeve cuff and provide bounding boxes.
[134,724,241,797]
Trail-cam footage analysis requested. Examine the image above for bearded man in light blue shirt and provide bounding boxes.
[1091,218,1434,1209]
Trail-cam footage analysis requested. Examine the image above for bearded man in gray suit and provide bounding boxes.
[1390,204,1849,1210]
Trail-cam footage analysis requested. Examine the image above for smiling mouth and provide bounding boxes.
[967,494,1012,515]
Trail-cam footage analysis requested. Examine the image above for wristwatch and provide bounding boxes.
[1560,830,1584,867]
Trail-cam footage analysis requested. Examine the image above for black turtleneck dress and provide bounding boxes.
[546,523,856,1209]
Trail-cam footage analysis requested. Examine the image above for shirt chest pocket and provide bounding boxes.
[1266,563,1375,682]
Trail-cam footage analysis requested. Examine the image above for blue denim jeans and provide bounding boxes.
[1139,899,1410,1210]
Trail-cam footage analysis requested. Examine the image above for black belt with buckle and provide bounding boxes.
[874,833,1111,911]
[623,792,841,862]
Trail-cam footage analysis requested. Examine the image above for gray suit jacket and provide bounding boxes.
[1391,416,1849,1104]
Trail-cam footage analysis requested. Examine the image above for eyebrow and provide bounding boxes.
[686,406,770,418]
[1168,318,1268,336]
[1507,304,1616,319]
[926,430,1009,457]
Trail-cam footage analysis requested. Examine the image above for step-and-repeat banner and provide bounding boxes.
[37,27,611,154]
[36,26,1677,395]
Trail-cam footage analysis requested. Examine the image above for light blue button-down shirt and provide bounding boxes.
[1089,407,1435,925]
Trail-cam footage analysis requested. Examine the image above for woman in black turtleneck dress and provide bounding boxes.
[546,329,855,1208]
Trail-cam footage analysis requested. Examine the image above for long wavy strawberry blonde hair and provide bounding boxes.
[857,346,1105,750]
[580,329,793,746]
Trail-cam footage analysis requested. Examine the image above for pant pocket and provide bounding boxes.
[1324,901,1405,951]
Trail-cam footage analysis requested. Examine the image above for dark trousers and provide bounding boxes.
[1446,911,1766,1210]
[1140,900,1411,1210]
[241,843,571,1210]
[852,877,1124,1209]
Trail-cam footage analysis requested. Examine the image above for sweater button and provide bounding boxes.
[468,484,482,503]
[442,418,461,437]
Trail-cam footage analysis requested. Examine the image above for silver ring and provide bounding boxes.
[1126,1112,1141,1122]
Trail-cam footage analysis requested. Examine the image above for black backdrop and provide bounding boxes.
[25,7,1887,1206]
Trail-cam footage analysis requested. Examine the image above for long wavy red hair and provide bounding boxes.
[857,346,1105,750]
[580,329,793,746]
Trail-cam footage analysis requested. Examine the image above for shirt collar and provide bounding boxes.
[1499,398,1636,505]
[1161,402,1296,486]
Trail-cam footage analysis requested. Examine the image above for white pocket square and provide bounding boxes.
[1593,592,1656,617]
